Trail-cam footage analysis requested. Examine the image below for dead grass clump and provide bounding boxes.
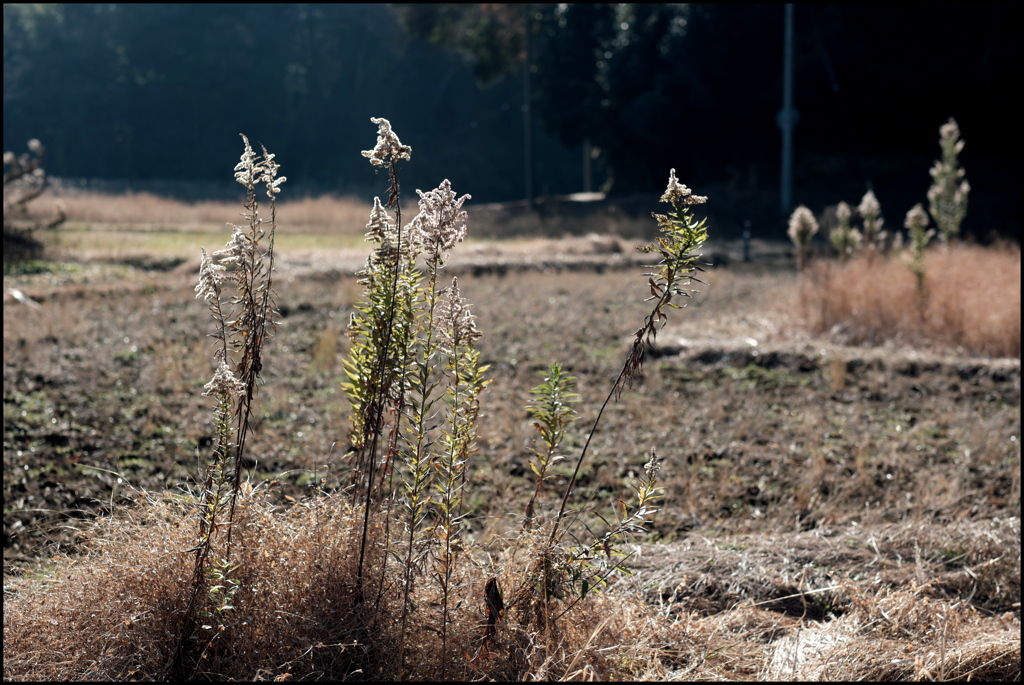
[659,604,795,680]
[766,588,1020,681]
[861,518,1021,613]
[3,488,379,681]
[801,244,1021,358]
[2,487,666,681]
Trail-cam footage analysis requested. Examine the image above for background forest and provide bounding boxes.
[3,3,1021,240]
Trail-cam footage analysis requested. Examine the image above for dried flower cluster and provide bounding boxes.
[361,117,412,167]
[787,205,819,271]
[644,450,661,479]
[787,205,819,247]
[904,203,930,235]
[857,190,886,251]
[194,248,227,302]
[903,203,934,299]
[830,201,861,261]
[436,277,481,354]
[202,359,245,398]
[212,226,254,265]
[659,168,707,205]
[928,118,970,246]
[234,134,286,199]
[408,179,471,264]
[360,196,416,273]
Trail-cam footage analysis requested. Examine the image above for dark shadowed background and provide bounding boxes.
[3,3,1020,240]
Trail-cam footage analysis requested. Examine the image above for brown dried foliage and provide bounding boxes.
[3,486,667,681]
[801,244,1021,358]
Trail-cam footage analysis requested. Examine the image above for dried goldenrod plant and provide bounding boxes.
[547,167,706,564]
[3,138,66,260]
[903,202,933,305]
[830,201,861,262]
[334,120,694,679]
[928,118,970,247]
[174,133,284,679]
[787,204,818,271]
[342,117,493,675]
[857,189,886,254]
[492,171,705,658]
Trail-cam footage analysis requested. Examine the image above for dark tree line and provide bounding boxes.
[3,4,580,202]
[4,4,1020,237]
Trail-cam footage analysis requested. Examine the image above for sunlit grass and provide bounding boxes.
[41,224,371,259]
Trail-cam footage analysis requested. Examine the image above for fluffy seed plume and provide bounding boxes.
[234,134,260,187]
[361,117,412,167]
[212,227,252,265]
[660,168,707,205]
[437,277,481,353]
[195,248,227,301]
[259,145,286,198]
[408,179,471,263]
[202,359,245,398]
[787,205,819,247]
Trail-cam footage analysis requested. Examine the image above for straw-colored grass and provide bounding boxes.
[2,486,667,681]
[42,190,381,235]
[801,244,1021,358]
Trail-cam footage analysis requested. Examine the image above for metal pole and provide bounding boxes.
[780,3,795,214]
[523,5,535,209]
[583,138,593,193]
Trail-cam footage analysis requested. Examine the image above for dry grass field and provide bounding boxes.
[3,191,1020,680]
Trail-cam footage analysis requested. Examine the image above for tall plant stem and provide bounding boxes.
[549,258,685,547]
[397,262,442,679]
[226,183,277,557]
[356,159,404,600]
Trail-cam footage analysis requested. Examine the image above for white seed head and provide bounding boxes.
[787,205,819,246]
[644,450,662,479]
[234,134,259,187]
[408,179,470,262]
[904,203,929,231]
[212,227,251,265]
[195,248,227,301]
[259,144,286,198]
[361,117,412,167]
[836,201,852,224]
[660,169,707,205]
[437,277,481,353]
[365,197,393,244]
[857,190,880,221]
[203,360,245,398]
